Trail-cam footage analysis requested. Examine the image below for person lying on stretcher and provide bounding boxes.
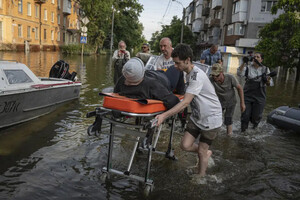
[114,57,180,110]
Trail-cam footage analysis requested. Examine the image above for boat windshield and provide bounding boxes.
[4,70,33,84]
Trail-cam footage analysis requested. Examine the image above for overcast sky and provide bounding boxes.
[138,0,192,41]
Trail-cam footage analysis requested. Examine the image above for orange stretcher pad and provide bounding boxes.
[100,93,183,114]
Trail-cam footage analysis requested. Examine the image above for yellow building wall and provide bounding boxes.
[0,0,81,51]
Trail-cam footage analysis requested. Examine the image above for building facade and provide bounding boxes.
[184,0,283,71]
[0,0,81,51]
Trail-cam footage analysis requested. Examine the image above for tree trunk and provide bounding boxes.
[296,60,300,82]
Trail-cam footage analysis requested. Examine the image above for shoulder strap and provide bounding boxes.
[245,65,249,78]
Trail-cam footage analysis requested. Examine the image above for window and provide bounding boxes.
[27,3,31,16]
[4,70,33,84]
[51,12,54,22]
[68,0,71,9]
[234,23,244,35]
[18,24,22,37]
[51,30,54,40]
[27,26,31,38]
[44,29,47,40]
[232,1,240,14]
[44,9,47,20]
[58,0,61,9]
[57,31,60,41]
[0,0,3,9]
[35,5,39,18]
[57,14,60,24]
[227,24,233,36]
[35,27,38,39]
[214,10,221,19]
[18,0,23,13]
[0,21,2,41]
[63,32,65,42]
[63,16,66,26]
[261,0,277,12]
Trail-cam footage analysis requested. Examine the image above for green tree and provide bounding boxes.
[149,16,196,54]
[103,0,144,52]
[77,0,112,53]
[256,0,300,81]
[78,0,144,53]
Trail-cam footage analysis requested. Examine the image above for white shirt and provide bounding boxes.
[237,63,274,86]
[186,66,222,130]
[155,54,174,71]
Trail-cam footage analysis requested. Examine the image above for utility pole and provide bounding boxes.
[110,7,115,54]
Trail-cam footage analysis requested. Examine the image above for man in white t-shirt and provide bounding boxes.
[155,44,222,177]
[155,37,174,71]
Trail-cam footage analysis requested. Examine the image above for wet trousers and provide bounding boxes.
[241,98,265,131]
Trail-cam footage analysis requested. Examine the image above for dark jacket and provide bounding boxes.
[114,75,180,110]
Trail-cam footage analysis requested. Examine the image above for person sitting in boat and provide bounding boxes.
[136,43,152,65]
[114,57,180,110]
[112,40,131,84]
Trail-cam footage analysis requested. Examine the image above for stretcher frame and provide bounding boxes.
[86,106,178,194]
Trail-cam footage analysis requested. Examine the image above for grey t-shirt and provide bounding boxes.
[210,73,238,108]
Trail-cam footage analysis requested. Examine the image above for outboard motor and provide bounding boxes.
[49,60,77,81]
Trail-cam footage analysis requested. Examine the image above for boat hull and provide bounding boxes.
[267,106,300,133]
[0,84,81,129]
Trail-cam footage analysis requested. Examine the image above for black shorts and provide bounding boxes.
[185,120,220,145]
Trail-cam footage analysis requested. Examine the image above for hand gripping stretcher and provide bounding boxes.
[86,93,184,195]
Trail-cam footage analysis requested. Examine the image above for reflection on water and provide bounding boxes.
[0,52,299,200]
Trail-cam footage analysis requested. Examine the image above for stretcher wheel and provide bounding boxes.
[100,172,108,182]
[87,124,100,136]
[144,184,153,196]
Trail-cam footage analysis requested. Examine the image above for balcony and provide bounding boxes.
[235,38,259,48]
[63,0,71,15]
[34,0,46,4]
[202,7,210,16]
[209,18,220,27]
[192,19,203,33]
[232,12,247,23]
[212,0,222,10]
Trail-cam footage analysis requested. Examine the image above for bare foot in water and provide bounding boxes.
[197,150,213,176]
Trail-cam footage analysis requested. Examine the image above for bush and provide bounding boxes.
[60,44,95,55]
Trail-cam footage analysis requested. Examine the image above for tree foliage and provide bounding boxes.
[256,0,300,81]
[77,0,144,53]
[149,16,196,53]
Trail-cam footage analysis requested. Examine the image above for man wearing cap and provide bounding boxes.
[114,57,180,110]
[210,63,246,135]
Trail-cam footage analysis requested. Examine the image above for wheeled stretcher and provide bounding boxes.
[86,93,184,195]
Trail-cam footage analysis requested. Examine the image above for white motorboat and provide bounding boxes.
[0,60,81,129]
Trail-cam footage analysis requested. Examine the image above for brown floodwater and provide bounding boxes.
[0,51,299,200]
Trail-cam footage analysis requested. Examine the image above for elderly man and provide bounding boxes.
[112,40,131,84]
[200,44,222,66]
[154,37,185,94]
[209,63,246,135]
[114,57,179,110]
[156,44,222,177]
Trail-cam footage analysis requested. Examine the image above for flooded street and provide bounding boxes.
[0,51,299,200]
